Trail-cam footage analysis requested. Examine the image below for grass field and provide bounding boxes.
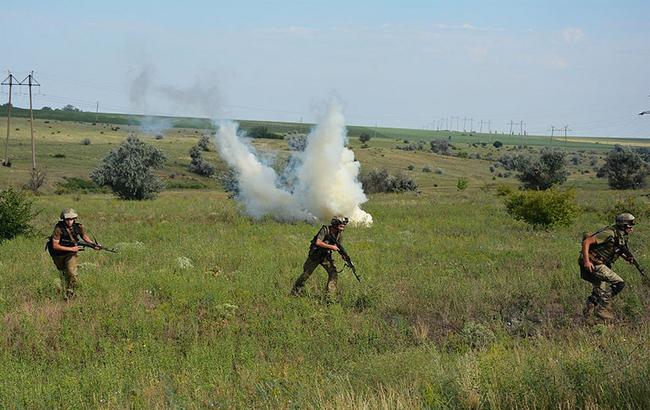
[1,114,650,408]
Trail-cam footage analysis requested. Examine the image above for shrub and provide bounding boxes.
[359,133,371,143]
[25,169,46,193]
[360,168,418,193]
[197,135,212,151]
[90,136,166,200]
[430,139,450,154]
[407,165,415,171]
[603,146,649,189]
[493,141,503,148]
[155,134,164,140]
[219,169,239,198]
[457,178,468,190]
[188,145,216,177]
[286,134,307,151]
[516,149,569,190]
[246,126,282,139]
[81,138,91,145]
[52,153,66,158]
[461,321,496,350]
[496,153,529,171]
[0,187,38,242]
[504,188,579,228]
[422,166,432,173]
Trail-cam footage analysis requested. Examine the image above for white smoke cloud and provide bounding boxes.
[213,101,373,226]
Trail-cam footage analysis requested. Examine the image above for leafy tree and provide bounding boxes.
[0,187,38,242]
[91,136,166,200]
[516,149,569,190]
[61,104,80,112]
[359,133,371,143]
[603,146,649,190]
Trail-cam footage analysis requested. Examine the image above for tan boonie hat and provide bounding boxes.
[60,208,78,219]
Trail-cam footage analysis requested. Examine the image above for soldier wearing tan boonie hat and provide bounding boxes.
[46,208,99,300]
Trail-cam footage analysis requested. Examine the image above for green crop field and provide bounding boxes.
[1,114,650,408]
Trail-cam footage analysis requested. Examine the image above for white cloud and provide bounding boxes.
[561,27,584,44]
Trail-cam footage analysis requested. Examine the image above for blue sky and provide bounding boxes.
[2,0,649,137]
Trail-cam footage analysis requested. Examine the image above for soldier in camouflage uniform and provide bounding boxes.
[46,208,99,300]
[580,213,637,321]
[291,217,349,300]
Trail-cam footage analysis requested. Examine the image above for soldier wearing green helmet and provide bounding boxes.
[579,213,637,321]
[290,216,349,302]
[46,208,100,300]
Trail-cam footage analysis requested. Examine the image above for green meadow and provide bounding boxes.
[1,116,650,408]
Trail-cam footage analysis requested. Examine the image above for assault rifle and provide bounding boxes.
[618,244,646,278]
[60,238,118,253]
[329,236,360,282]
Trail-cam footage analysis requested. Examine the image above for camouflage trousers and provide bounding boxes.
[291,256,338,297]
[52,254,79,300]
[580,263,625,320]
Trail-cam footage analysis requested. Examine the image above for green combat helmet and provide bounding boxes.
[60,208,78,220]
[330,216,349,226]
[615,213,636,227]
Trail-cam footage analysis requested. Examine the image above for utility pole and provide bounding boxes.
[462,117,468,132]
[1,73,18,167]
[508,120,515,135]
[469,118,474,133]
[18,72,40,170]
[561,125,572,144]
[479,120,485,134]
[95,101,99,123]
[488,120,491,134]
[548,125,556,145]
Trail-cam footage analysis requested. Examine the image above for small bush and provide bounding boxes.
[155,134,164,140]
[188,145,216,177]
[359,133,371,143]
[457,178,468,190]
[360,168,418,193]
[504,188,579,228]
[91,136,166,200]
[52,153,66,158]
[81,138,91,145]
[24,169,46,193]
[434,168,443,174]
[461,321,496,350]
[219,169,239,198]
[422,166,432,173]
[246,126,282,139]
[430,139,450,154]
[493,141,503,148]
[407,165,415,171]
[197,135,212,151]
[496,184,514,196]
[286,134,307,151]
[0,187,38,242]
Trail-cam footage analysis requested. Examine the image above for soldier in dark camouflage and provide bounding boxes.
[580,213,637,321]
[47,208,100,300]
[291,216,348,301]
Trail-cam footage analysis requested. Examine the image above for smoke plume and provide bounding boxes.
[213,101,373,226]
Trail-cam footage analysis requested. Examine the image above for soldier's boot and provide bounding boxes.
[594,303,614,321]
[582,295,598,318]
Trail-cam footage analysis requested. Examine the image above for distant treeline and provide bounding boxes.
[0,104,422,141]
